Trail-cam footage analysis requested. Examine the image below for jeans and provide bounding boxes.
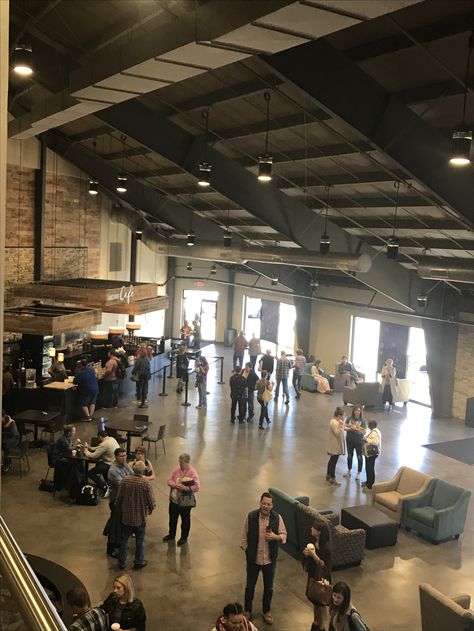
[244,560,276,614]
[88,461,110,491]
[247,389,255,417]
[233,355,244,371]
[326,454,339,479]
[104,380,118,407]
[346,435,363,473]
[231,397,246,421]
[250,356,258,370]
[168,501,192,539]
[197,380,207,405]
[382,384,393,405]
[137,378,148,405]
[292,373,302,394]
[365,455,378,488]
[258,399,270,426]
[274,378,289,400]
[119,523,146,566]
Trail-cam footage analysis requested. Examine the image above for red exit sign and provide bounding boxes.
[194,281,205,287]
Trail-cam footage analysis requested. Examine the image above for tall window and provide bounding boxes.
[182,290,219,341]
[243,295,296,354]
[351,317,380,381]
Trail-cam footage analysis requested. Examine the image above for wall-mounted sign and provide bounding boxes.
[194,281,205,287]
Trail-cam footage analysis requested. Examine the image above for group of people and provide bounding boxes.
[180,318,201,349]
[326,405,382,489]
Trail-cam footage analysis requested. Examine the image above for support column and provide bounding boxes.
[422,319,458,417]
[293,295,312,357]
[226,268,235,331]
[128,231,139,322]
[164,257,176,339]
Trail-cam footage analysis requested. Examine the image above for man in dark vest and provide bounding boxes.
[240,492,287,625]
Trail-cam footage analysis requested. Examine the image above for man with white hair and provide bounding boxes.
[115,460,156,570]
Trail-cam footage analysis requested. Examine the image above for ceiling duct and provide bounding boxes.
[417,257,474,283]
[154,241,371,273]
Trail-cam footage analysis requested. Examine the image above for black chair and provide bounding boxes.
[40,415,65,444]
[44,444,55,481]
[142,424,166,458]
[106,429,127,447]
[15,419,34,443]
[134,414,149,424]
[9,438,30,477]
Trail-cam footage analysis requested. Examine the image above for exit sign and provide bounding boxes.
[194,281,205,287]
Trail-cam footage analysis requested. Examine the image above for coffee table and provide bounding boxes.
[341,504,398,549]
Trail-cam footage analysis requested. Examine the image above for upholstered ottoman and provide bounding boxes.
[341,505,398,549]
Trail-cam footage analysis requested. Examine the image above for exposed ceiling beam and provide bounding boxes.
[217,110,330,140]
[69,125,113,142]
[331,217,465,230]
[396,79,463,105]
[102,147,151,161]
[361,236,474,251]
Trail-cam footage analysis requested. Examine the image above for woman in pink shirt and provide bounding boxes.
[163,453,200,546]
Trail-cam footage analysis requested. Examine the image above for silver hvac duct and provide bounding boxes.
[158,241,372,273]
[417,257,474,283]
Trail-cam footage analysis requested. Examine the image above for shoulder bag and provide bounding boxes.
[262,387,272,403]
[305,576,332,606]
[349,608,370,631]
[178,492,196,508]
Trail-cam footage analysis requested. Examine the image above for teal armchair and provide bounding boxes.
[402,479,471,543]
[301,363,317,392]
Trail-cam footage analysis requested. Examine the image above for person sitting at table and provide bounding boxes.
[84,430,119,499]
[311,360,333,394]
[48,358,68,382]
[1,411,20,473]
[73,359,99,422]
[52,424,76,466]
[338,355,360,385]
[129,446,155,480]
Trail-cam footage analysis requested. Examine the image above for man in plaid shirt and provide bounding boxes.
[116,460,156,570]
[274,351,292,405]
[67,587,108,631]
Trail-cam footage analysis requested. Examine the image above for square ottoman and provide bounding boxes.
[341,504,398,549]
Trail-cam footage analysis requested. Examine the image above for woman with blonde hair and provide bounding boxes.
[100,574,146,631]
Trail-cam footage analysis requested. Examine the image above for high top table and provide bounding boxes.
[14,409,61,444]
[105,417,149,453]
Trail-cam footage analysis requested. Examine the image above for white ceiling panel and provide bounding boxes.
[256,4,359,39]
[72,85,139,103]
[125,59,205,82]
[314,0,421,19]
[159,43,250,69]
[97,73,169,93]
[214,24,308,54]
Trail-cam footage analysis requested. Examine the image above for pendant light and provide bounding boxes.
[258,92,273,182]
[187,261,193,271]
[12,43,34,76]
[320,186,331,254]
[386,181,400,260]
[271,276,279,286]
[310,276,318,290]
[116,135,127,193]
[223,209,232,247]
[417,292,428,308]
[89,141,99,194]
[449,31,474,166]
[187,229,196,246]
[210,264,217,275]
[198,109,212,187]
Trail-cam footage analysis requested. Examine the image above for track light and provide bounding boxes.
[319,234,330,255]
[12,43,33,76]
[210,264,217,275]
[417,292,428,307]
[187,230,196,246]
[88,179,98,195]
[198,162,211,187]
[450,130,472,166]
[223,231,232,248]
[258,155,273,182]
[116,175,127,193]
[187,262,193,271]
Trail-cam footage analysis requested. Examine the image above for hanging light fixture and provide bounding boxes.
[210,264,217,275]
[320,186,331,254]
[197,109,212,187]
[187,261,193,271]
[116,135,127,193]
[135,230,143,240]
[417,292,428,307]
[11,43,34,76]
[386,181,400,260]
[258,92,273,182]
[449,32,474,166]
[187,229,196,246]
[310,276,319,290]
[88,178,98,195]
[223,208,232,247]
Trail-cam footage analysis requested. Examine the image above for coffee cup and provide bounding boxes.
[111,624,121,631]
[306,543,315,552]
[72,450,77,457]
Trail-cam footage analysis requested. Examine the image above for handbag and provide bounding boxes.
[365,443,379,457]
[306,576,332,606]
[130,373,139,382]
[178,493,196,508]
[262,388,272,403]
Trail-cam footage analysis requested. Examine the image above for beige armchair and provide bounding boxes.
[419,583,474,631]
[371,466,433,522]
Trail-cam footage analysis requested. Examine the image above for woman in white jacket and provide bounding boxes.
[362,420,382,490]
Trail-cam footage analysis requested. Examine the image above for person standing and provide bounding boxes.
[115,461,155,570]
[132,347,151,409]
[343,404,366,482]
[326,407,346,486]
[195,356,209,409]
[362,420,382,491]
[233,331,248,371]
[292,349,306,399]
[100,574,147,631]
[256,372,273,429]
[241,492,287,625]
[105,447,133,558]
[2,365,15,413]
[180,319,192,342]
[192,320,201,349]
[103,351,120,408]
[1,412,20,473]
[380,358,396,409]
[248,334,261,371]
[66,587,109,631]
[230,369,246,423]
[211,603,258,631]
[74,359,99,421]
[274,351,291,405]
[259,349,275,380]
[163,453,200,546]
[303,517,332,631]
[242,362,259,422]
[176,345,189,394]
[84,430,120,498]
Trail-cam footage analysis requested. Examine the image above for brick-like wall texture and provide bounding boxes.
[5,164,106,303]
[452,324,474,419]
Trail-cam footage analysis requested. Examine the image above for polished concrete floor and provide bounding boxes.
[2,344,474,631]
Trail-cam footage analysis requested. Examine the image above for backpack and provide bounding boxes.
[76,484,99,506]
[349,608,370,631]
[116,363,126,380]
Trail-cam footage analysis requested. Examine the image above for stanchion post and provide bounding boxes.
[159,365,168,396]
[168,353,174,379]
[181,371,191,407]
[218,356,225,384]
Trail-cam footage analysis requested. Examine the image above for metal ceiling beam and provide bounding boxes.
[396,79,463,105]
[264,38,474,230]
[69,125,112,142]
[361,236,474,251]
[217,110,330,140]
[331,217,464,230]
[96,100,422,311]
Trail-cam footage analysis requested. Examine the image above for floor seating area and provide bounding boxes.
[419,583,474,631]
[371,466,433,522]
[343,380,411,408]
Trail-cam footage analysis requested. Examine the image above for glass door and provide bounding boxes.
[200,299,217,341]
